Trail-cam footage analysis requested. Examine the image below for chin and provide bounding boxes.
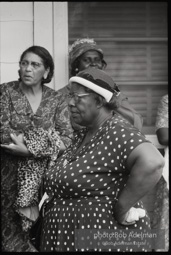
[71,116,83,125]
[22,80,33,85]
[72,116,80,123]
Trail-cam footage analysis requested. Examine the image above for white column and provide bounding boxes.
[53,2,69,90]
[33,2,68,90]
[0,2,33,83]
[33,2,54,89]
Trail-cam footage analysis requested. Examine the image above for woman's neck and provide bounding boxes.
[19,81,43,113]
[75,111,113,154]
[20,82,42,96]
[86,111,113,135]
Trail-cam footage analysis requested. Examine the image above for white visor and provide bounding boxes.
[69,76,113,102]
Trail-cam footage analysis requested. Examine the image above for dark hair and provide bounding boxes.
[70,55,107,77]
[18,45,54,84]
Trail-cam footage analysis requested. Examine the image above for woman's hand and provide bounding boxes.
[116,207,146,225]
[0,133,31,157]
[58,140,66,157]
[60,140,66,152]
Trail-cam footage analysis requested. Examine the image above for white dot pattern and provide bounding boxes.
[40,115,151,252]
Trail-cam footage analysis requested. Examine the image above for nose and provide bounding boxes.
[68,97,75,107]
[25,64,32,71]
[89,60,97,66]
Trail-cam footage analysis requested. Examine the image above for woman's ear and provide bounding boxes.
[18,69,21,79]
[96,96,105,109]
[43,68,50,79]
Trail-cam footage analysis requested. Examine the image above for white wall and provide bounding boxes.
[33,2,54,89]
[0,2,33,83]
[53,2,69,89]
[34,2,69,89]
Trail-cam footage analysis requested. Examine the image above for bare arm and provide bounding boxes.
[114,142,164,224]
[1,133,31,156]
[156,128,168,146]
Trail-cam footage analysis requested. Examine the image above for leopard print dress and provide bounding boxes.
[14,127,62,231]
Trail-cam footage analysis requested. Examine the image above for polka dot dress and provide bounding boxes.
[40,115,152,252]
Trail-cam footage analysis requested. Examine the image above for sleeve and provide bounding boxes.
[114,93,143,131]
[0,83,17,144]
[24,127,61,160]
[114,125,150,171]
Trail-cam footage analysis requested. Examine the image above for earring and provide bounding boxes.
[75,68,79,72]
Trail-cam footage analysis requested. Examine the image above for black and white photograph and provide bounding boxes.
[0,1,168,252]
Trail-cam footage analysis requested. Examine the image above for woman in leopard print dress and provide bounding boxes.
[0,46,73,252]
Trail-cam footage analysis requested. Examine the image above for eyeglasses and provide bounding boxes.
[68,92,90,102]
[19,60,43,70]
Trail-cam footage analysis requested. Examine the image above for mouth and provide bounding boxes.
[71,112,80,116]
[70,110,80,118]
[24,75,32,79]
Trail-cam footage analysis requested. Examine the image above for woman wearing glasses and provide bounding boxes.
[58,38,143,131]
[40,68,164,252]
[0,45,73,252]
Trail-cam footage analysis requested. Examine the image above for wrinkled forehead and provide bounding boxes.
[70,82,87,93]
[22,52,43,63]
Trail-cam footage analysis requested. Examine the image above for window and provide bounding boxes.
[68,2,168,133]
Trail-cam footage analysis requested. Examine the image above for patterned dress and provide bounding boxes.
[40,115,152,252]
[153,94,169,251]
[0,81,73,252]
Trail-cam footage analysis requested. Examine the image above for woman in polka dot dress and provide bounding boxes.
[40,68,164,252]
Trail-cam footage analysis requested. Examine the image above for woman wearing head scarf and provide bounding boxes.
[0,45,73,252]
[58,38,143,131]
[40,68,164,252]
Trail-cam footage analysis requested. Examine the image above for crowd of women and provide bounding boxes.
[0,39,168,252]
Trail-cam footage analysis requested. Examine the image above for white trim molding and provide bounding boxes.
[53,2,69,90]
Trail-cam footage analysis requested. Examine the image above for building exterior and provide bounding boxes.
[0,2,168,135]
